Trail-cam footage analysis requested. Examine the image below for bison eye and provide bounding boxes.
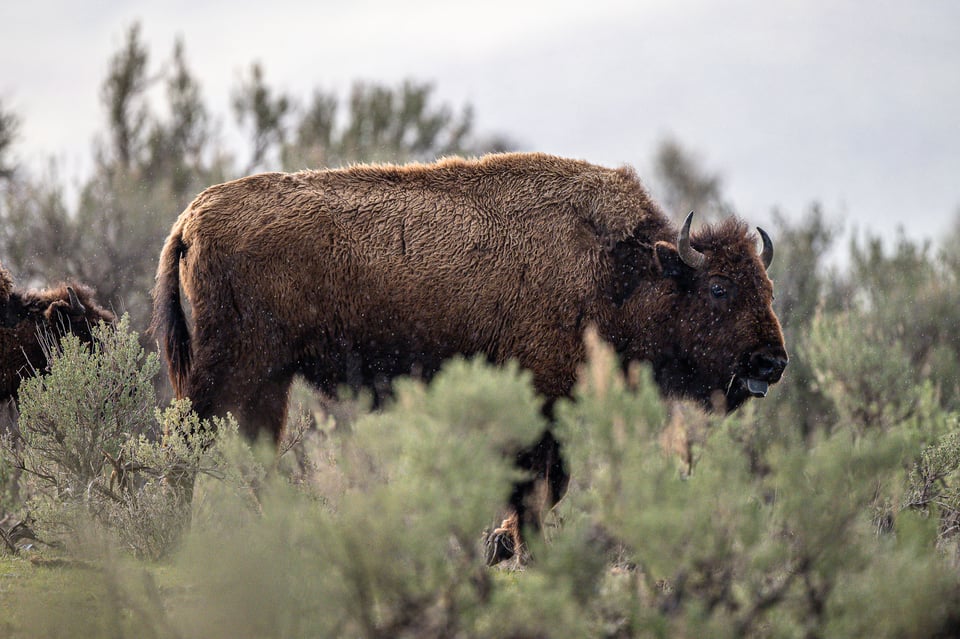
[710,283,727,299]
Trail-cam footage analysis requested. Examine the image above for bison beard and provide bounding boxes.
[151,152,787,564]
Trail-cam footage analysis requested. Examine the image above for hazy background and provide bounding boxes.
[2,0,959,244]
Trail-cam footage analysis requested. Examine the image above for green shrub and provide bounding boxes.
[167,357,544,638]
[3,307,960,638]
[120,338,960,637]
[548,335,960,637]
[12,314,158,494]
[0,316,235,559]
[804,309,921,432]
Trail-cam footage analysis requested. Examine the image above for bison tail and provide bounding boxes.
[150,225,191,398]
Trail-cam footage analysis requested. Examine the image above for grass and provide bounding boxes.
[1,552,106,637]
[0,541,532,639]
[0,551,193,638]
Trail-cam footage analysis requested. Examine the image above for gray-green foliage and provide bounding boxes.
[191,329,953,638]
[171,358,544,638]
[231,65,514,173]
[0,99,17,180]
[757,206,843,438]
[846,231,960,409]
[232,62,292,173]
[10,315,158,498]
[805,310,920,431]
[771,220,960,558]
[549,335,960,638]
[3,319,960,636]
[108,400,237,559]
[281,79,512,171]
[0,316,235,559]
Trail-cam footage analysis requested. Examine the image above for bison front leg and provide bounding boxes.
[484,430,570,566]
[485,511,522,566]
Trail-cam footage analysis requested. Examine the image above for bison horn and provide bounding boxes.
[757,227,774,270]
[66,286,86,314]
[677,211,706,270]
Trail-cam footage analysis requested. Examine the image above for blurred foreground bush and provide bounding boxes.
[3,321,960,637]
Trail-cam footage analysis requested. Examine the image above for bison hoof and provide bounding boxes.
[483,527,516,566]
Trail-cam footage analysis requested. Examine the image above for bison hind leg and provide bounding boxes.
[185,365,293,444]
[235,379,293,443]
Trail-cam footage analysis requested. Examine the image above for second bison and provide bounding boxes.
[1,262,115,403]
[151,152,787,560]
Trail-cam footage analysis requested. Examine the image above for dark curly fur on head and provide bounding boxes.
[0,266,115,402]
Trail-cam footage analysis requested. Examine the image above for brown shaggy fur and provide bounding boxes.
[151,152,788,561]
[0,263,116,402]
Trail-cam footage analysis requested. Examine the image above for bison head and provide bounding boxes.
[622,212,788,413]
[0,265,115,402]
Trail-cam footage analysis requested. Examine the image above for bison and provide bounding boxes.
[1,262,116,403]
[151,152,787,562]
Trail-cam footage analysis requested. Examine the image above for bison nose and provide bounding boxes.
[750,351,788,382]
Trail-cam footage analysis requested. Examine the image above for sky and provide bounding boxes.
[2,0,959,250]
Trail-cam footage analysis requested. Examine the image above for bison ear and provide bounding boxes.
[43,287,86,320]
[44,299,71,323]
[654,241,692,280]
[608,237,645,306]
[43,289,86,326]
